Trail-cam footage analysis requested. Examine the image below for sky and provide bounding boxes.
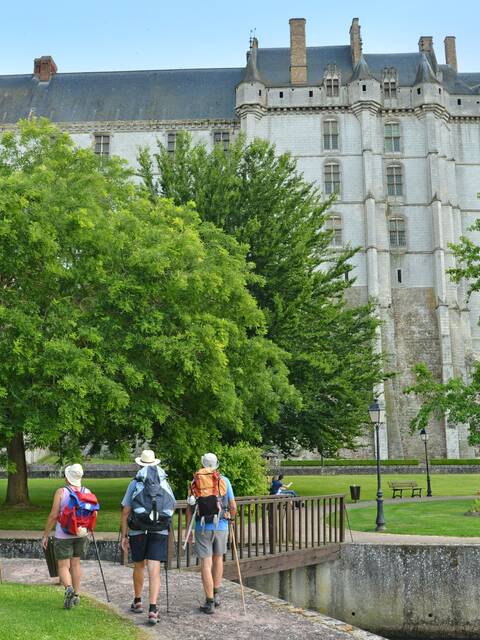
[1,0,479,75]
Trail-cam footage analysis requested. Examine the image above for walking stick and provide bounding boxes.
[229,522,246,615]
[164,561,170,613]
[182,504,197,551]
[90,531,111,602]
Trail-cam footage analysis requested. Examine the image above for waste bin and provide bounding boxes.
[43,537,58,578]
[349,485,361,502]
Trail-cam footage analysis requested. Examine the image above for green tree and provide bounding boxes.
[0,119,295,504]
[138,133,382,456]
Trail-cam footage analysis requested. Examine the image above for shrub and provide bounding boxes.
[431,459,480,465]
[217,443,268,496]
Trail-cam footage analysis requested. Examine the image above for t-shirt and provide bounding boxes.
[270,479,282,495]
[194,475,234,532]
[121,466,174,536]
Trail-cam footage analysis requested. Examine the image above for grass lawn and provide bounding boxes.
[346,499,480,537]
[0,583,148,640]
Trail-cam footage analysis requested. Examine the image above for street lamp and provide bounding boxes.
[369,398,386,532]
[420,428,433,497]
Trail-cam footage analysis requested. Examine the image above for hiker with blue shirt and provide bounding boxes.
[185,452,237,614]
[120,449,176,626]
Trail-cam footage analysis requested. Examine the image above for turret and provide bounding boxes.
[349,54,381,104]
[235,38,266,111]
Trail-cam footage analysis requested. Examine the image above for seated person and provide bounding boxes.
[269,474,296,497]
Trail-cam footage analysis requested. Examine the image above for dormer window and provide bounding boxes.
[324,64,340,97]
[383,67,398,99]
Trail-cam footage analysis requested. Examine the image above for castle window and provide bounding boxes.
[309,90,313,98]
[323,119,339,150]
[324,64,340,97]
[384,123,401,153]
[387,164,403,196]
[167,132,176,154]
[383,68,398,98]
[389,217,406,248]
[325,214,343,247]
[94,134,110,156]
[324,162,341,195]
[214,130,230,151]
[397,268,402,283]
[457,98,462,105]
[279,91,284,98]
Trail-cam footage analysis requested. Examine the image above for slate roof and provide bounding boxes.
[0,68,244,124]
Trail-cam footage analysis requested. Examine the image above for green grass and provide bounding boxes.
[0,583,148,640]
[347,499,480,537]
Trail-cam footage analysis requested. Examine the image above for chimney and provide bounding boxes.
[350,18,362,66]
[289,18,307,85]
[33,56,57,82]
[418,36,433,53]
[444,36,458,72]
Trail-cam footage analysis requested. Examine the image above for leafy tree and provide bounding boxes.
[0,119,295,504]
[138,133,383,456]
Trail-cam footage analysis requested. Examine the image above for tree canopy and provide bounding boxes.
[0,119,295,502]
[138,133,383,456]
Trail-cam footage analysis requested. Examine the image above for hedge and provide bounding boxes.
[279,459,419,467]
[431,458,480,465]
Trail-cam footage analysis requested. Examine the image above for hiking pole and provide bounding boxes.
[344,504,354,542]
[229,522,246,615]
[90,531,111,602]
[182,504,197,551]
[164,561,170,613]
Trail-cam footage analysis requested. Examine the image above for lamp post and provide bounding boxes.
[369,398,386,532]
[420,428,433,497]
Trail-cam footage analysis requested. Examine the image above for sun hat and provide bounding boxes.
[64,464,84,488]
[135,449,160,466]
[201,453,219,470]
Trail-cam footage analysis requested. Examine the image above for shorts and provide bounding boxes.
[54,536,88,561]
[194,529,228,559]
[129,533,168,563]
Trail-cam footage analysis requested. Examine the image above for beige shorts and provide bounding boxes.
[194,529,228,558]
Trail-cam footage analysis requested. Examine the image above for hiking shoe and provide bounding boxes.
[130,601,144,614]
[147,610,159,625]
[200,599,215,614]
[72,594,80,606]
[64,586,75,610]
[214,592,220,608]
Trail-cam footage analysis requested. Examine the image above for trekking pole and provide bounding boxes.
[344,504,354,542]
[164,561,170,613]
[182,504,197,551]
[90,531,111,602]
[229,522,246,615]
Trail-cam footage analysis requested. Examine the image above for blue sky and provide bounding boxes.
[2,0,478,75]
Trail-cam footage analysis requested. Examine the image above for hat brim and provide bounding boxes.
[135,457,160,466]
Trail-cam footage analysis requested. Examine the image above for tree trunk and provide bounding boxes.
[6,430,30,506]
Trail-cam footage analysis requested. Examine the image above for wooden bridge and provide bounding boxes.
[168,494,346,580]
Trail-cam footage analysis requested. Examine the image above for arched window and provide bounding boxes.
[386,164,403,196]
[384,122,401,153]
[323,119,339,150]
[324,64,340,97]
[389,217,406,248]
[383,67,398,99]
[325,214,343,247]
[324,162,341,195]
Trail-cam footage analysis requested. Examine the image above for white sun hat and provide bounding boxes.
[135,449,160,466]
[201,453,219,470]
[64,464,84,488]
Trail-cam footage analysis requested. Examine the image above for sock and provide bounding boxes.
[206,597,214,603]
[149,604,158,613]
[214,588,219,595]
[134,597,142,604]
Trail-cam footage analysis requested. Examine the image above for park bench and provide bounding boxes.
[388,480,422,498]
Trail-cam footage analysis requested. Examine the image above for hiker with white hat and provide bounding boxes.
[185,453,237,614]
[42,463,98,609]
[120,449,176,626]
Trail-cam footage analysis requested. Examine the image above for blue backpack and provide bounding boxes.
[127,466,176,532]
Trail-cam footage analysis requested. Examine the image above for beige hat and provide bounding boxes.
[135,449,160,466]
[201,453,219,470]
[64,464,84,488]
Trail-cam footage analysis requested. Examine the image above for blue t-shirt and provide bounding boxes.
[194,475,234,532]
[270,479,282,495]
[122,466,174,536]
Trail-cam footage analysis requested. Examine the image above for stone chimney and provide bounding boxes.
[33,56,57,82]
[418,36,433,53]
[350,18,362,66]
[444,36,458,72]
[289,18,307,85]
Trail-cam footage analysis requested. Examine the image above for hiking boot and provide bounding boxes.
[64,585,75,610]
[130,600,144,614]
[199,599,215,614]
[72,594,80,606]
[214,592,220,608]
[147,609,159,625]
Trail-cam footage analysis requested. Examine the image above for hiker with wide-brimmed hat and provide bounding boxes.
[120,449,176,625]
[42,464,98,609]
[185,453,237,614]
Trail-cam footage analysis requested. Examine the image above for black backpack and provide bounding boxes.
[127,466,176,532]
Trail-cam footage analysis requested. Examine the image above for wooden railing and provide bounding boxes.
[169,494,345,572]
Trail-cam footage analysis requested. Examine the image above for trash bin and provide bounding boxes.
[43,537,58,578]
[349,485,361,502]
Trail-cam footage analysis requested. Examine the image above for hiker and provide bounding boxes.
[185,452,237,614]
[41,463,99,609]
[269,474,296,497]
[120,449,176,625]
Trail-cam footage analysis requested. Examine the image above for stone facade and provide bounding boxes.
[1,18,479,459]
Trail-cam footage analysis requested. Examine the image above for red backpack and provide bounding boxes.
[58,486,100,535]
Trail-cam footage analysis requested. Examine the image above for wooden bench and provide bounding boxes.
[388,481,422,498]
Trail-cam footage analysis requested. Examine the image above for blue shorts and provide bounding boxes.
[129,533,168,563]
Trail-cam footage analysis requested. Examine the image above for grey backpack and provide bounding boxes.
[127,466,176,532]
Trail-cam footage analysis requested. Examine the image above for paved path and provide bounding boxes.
[1,559,384,640]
